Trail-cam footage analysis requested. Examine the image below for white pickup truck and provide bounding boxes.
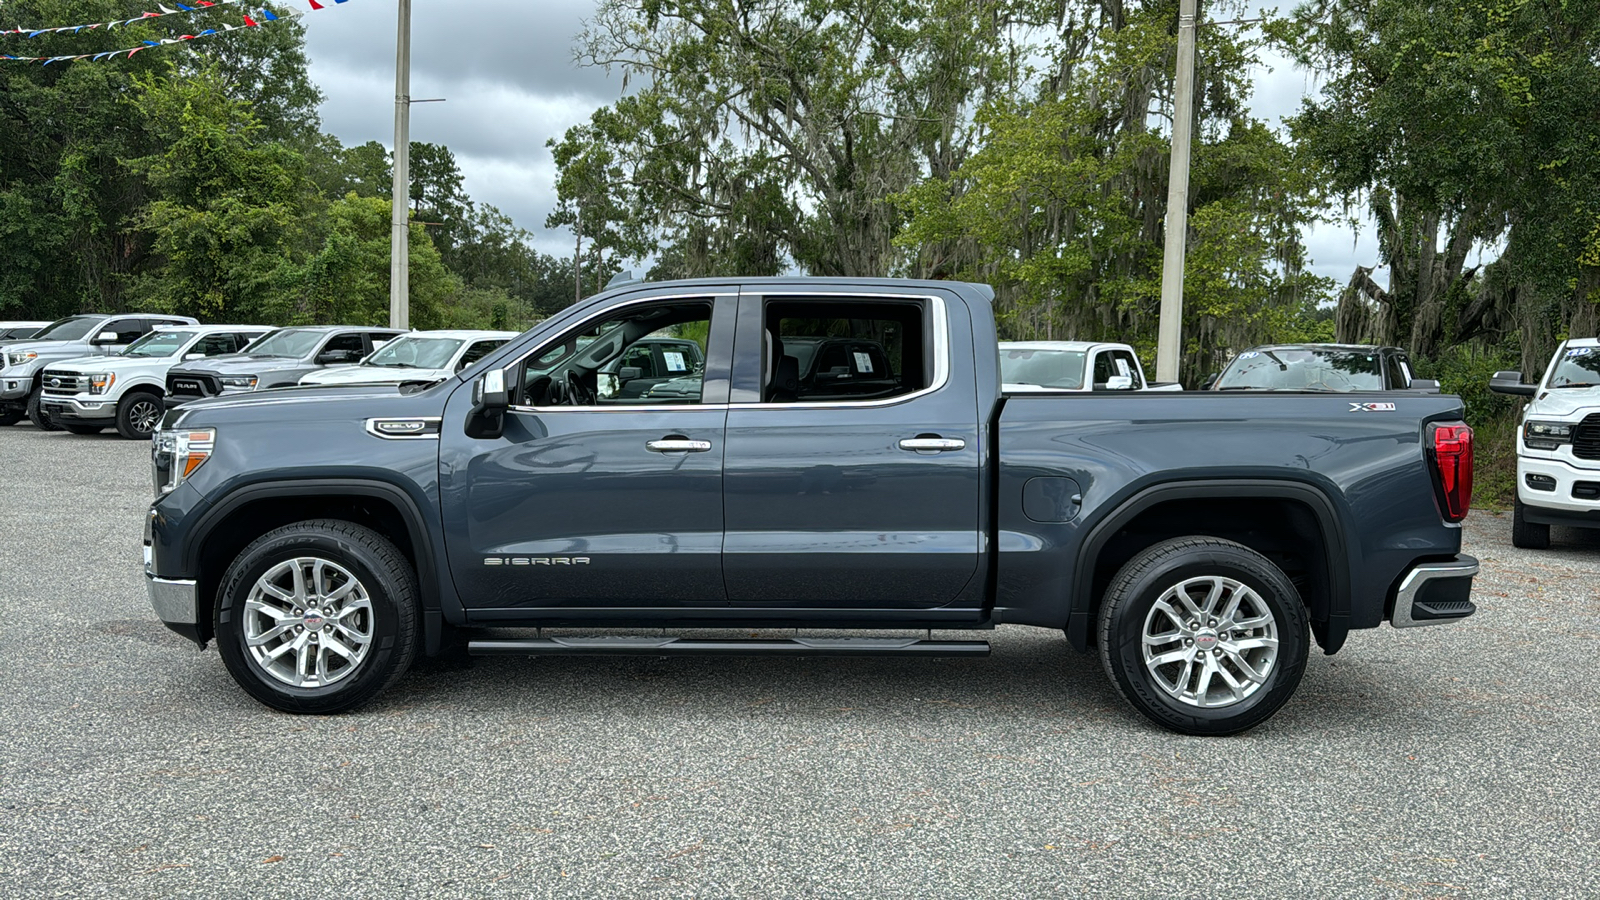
[1489,337,1600,548]
[999,341,1182,392]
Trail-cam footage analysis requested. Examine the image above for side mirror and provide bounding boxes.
[184,352,205,360]
[1106,375,1134,391]
[1408,378,1440,392]
[1488,370,1536,396]
[317,349,360,365]
[468,368,508,439]
[93,330,119,344]
[617,366,643,383]
[1202,373,1219,390]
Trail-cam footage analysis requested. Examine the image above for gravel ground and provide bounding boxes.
[0,424,1596,898]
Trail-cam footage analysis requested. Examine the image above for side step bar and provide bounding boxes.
[468,636,991,658]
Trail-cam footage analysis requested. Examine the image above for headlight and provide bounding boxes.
[88,373,115,395]
[1523,420,1573,450]
[152,427,215,497]
[219,375,258,390]
[8,351,37,366]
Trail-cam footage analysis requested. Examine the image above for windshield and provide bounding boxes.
[364,336,464,369]
[120,330,193,359]
[1215,348,1383,392]
[1001,348,1089,389]
[31,316,102,342]
[244,328,324,359]
[1547,346,1600,388]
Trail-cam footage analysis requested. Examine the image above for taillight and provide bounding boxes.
[1428,423,1473,522]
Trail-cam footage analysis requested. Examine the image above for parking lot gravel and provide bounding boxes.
[0,424,1597,898]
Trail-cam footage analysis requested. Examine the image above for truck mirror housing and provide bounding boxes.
[468,368,509,439]
[1488,371,1535,396]
[1202,373,1219,390]
[94,330,119,344]
[1105,375,1134,391]
[1408,378,1440,392]
[618,366,643,382]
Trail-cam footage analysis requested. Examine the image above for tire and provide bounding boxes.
[25,387,59,431]
[1511,496,1550,550]
[1097,537,1309,736]
[63,424,103,435]
[215,519,419,714]
[115,391,164,440]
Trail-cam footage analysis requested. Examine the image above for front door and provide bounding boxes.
[440,294,735,612]
[721,291,983,609]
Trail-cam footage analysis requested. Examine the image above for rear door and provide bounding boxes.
[720,289,982,609]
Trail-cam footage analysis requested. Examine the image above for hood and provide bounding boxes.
[169,353,308,376]
[4,339,91,358]
[47,353,178,376]
[168,381,450,429]
[301,365,452,386]
[1525,387,1600,419]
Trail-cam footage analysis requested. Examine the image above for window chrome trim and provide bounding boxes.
[364,417,443,440]
[729,293,950,411]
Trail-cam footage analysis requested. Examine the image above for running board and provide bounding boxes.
[467,636,990,658]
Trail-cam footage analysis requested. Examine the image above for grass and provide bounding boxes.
[1471,411,1518,513]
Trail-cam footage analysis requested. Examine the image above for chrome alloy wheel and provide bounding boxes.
[243,557,374,688]
[128,398,161,435]
[1141,575,1280,708]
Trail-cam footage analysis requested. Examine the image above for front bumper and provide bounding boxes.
[2,374,36,400]
[40,395,115,422]
[1390,556,1479,628]
[147,509,204,645]
[1517,455,1600,519]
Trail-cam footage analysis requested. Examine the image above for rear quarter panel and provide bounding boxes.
[996,391,1468,633]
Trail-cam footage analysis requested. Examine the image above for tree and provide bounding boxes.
[551,0,1047,278]
[1275,0,1600,371]
[897,1,1330,380]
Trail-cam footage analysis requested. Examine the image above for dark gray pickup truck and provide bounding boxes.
[145,278,1479,734]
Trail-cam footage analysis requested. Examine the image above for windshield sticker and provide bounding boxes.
[1238,351,1260,359]
[1114,358,1131,377]
[1567,348,1595,357]
[853,351,874,374]
[1349,402,1396,412]
[663,351,687,372]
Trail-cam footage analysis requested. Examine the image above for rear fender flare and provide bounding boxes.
[1068,479,1352,653]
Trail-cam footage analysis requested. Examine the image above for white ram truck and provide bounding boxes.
[1489,337,1600,548]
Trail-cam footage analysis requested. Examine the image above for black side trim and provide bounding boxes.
[1068,479,1351,654]
[185,479,444,648]
[464,606,992,630]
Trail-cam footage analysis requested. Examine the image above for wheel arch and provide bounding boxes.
[186,479,445,653]
[1068,479,1352,655]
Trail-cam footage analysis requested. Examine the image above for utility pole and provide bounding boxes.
[388,0,412,330]
[574,206,583,304]
[1155,0,1197,384]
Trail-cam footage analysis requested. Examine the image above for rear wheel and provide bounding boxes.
[25,388,59,431]
[63,424,103,435]
[115,391,163,440]
[1511,496,1550,549]
[215,520,418,714]
[1097,537,1309,736]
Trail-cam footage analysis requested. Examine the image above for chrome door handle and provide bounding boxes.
[898,437,965,452]
[646,439,712,453]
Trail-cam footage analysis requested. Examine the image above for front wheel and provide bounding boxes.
[1097,537,1309,736]
[215,520,419,714]
[1511,496,1550,549]
[25,388,59,431]
[115,391,164,439]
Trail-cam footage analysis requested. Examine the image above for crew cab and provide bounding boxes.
[1489,338,1600,548]
[163,325,405,408]
[1208,344,1440,392]
[1000,341,1182,392]
[1,313,199,428]
[145,278,1479,735]
[40,325,273,439]
[299,330,517,389]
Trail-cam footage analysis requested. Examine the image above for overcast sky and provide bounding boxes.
[301,0,1384,287]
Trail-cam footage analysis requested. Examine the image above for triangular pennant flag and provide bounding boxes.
[243,14,258,26]
[260,9,278,21]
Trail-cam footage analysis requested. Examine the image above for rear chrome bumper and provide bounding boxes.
[1390,556,1479,628]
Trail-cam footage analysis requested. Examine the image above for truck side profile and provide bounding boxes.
[145,279,1479,735]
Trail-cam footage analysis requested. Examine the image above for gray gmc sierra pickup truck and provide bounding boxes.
[145,278,1478,734]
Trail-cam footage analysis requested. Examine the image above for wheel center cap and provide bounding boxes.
[302,609,327,632]
[1194,630,1220,651]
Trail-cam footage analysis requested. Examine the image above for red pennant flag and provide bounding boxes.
[243,14,258,26]
[309,0,325,8]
